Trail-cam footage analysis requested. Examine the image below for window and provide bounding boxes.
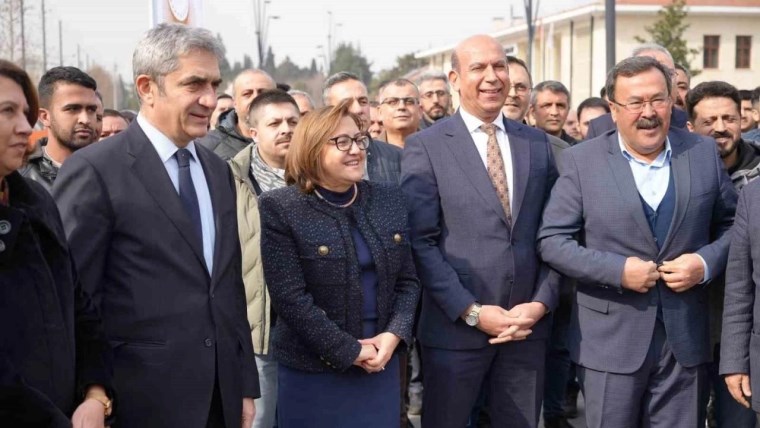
[704,35,720,69]
[736,35,752,69]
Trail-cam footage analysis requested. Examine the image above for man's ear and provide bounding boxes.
[686,121,695,132]
[135,75,156,107]
[38,108,51,128]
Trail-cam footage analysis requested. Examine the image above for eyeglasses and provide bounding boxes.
[380,97,418,107]
[421,90,448,99]
[611,97,670,114]
[328,133,371,151]
[510,83,531,94]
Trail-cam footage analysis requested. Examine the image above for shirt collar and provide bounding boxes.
[459,107,506,135]
[618,133,672,167]
[137,114,199,163]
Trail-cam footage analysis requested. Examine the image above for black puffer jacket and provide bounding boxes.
[196,109,252,161]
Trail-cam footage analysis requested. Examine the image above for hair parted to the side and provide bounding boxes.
[0,59,39,126]
[132,23,225,92]
[285,98,363,193]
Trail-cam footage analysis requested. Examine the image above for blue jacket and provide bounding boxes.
[259,181,420,372]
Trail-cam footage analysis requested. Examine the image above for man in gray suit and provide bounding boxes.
[402,34,560,428]
[721,180,760,425]
[538,56,737,427]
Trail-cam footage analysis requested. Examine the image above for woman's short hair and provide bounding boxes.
[285,98,362,193]
[0,60,39,126]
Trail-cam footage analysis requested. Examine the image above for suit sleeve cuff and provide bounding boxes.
[696,253,710,283]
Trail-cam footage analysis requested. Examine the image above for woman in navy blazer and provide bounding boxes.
[259,99,420,427]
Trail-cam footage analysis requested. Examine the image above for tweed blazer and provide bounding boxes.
[259,181,421,372]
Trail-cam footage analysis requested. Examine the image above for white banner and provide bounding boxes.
[150,0,204,27]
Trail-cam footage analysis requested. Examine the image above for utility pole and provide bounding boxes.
[113,63,119,109]
[77,44,81,69]
[605,0,616,71]
[253,0,276,69]
[42,0,47,71]
[9,0,14,61]
[327,11,332,74]
[523,0,540,74]
[20,0,25,69]
[58,20,63,66]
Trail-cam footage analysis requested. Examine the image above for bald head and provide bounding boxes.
[232,69,276,136]
[449,35,510,122]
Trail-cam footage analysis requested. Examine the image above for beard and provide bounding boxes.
[426,104,447,120]
[713,131,739,158]
[49,120,97,152]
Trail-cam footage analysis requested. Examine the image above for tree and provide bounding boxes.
[263,47,276,75]
[371,52,424,93]
[309,58,318,75]
[330,43,372,86]
[634,0,700,75]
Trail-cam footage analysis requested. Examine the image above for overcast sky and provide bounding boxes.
[36,0,589,80]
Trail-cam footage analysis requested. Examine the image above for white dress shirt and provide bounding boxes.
[459,107,514,212]
[137,114,216,273]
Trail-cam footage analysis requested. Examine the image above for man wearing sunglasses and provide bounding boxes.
[376,79,421,148]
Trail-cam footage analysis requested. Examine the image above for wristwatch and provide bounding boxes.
[464,303,482,327]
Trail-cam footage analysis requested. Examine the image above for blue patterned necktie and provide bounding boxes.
[175,148,203,246]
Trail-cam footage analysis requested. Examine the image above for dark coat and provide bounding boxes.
[0,172,112,427]
[366,139,402,184]
[196,109,252,161]
[259,181,420,372]
[19,137,57,193]
[721,179,760,410]
[53,121,258,428]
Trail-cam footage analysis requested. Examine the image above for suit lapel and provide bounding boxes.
[505,119,530,227]
[606,133,659,254]
[126,124,209,273]
[442,113,510,227]
[196,147,223,286]
[659,132,690,255]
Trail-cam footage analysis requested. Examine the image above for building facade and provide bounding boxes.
[415,0,760,107]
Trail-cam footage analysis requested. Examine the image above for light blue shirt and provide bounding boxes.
[137,114,216,274]
[618,134,709,281]
[618,135,672,211]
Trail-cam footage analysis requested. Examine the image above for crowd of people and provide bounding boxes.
[3,21,760,428]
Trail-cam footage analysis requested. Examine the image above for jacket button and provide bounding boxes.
[393,233,402,244]
[0,240,4,252]
[318,245,330,256]
[0,220,10,235]
[204,338,213,347]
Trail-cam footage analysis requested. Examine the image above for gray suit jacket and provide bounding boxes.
[720,179,760,410]
[538,127,736,374]
[401,111,560,350]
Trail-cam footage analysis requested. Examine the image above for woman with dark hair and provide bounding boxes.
[0,59,114,427]
[259,99,420,427]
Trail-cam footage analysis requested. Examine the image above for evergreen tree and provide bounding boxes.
[330,43,372,85]
[310,58,318,75]
[634,0,700,75]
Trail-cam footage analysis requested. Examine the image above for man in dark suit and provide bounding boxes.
[401,34,560,428]
[721,179,760,425]
[586,43,689,140]
[538,56,736,427]
[53,24,259,428]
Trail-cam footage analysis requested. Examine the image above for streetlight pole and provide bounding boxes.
[253,0,277,69]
